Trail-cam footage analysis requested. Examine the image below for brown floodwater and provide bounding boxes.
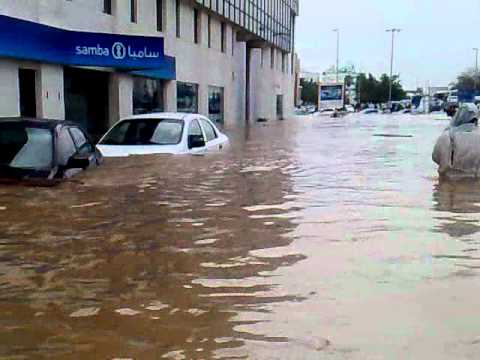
[1,113,480,359]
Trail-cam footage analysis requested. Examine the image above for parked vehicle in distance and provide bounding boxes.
[0,118,102,183]
[345,105,355,113]
[97,113,229,157]
[444,102,458,117]
[314,108,336,117]
[294,107,309,115]
[360,108,380,114]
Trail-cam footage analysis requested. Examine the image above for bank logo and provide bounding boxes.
[112,42,127,60]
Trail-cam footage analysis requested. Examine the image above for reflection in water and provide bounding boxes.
[433,180,480,214]
[2,114,480,359]
[433,181,480,238]
[0,122,304,359]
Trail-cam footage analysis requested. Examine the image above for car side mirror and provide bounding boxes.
[188,135,206,149]
[66,154,90,169]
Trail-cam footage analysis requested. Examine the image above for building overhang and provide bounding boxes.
[236,30,272,50]
[0,14,176,80]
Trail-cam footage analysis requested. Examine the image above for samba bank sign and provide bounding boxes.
[75,42,161,60]
[0,14,175,78]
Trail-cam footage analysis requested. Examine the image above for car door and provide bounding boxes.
[68,127,99,166]
[187,118,207,154]
[55,127,79,178]
[198,117,224,152]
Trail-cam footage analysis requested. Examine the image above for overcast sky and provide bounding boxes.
[296,0,480,89]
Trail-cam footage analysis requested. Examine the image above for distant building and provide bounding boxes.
[426,86,449,96]
[321,64,357,84]
[300,71,322,83]
[294,54,302,107]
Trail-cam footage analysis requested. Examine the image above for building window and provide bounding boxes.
[208,86,224,123]
[130,0,137,23]
[133,77,164,114]
[207,15,211,48]
[231,29,235,56]
[177,82,198,113]
[103,0,112,15]
[220,22,226,53]
[270,47,275,69]
[156,0,163,32]
[282,53,286,73]
[176,0,181,38]
[193,8,200,44]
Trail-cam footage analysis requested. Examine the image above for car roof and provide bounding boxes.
[122,112,201,121]
[0,117,77,130]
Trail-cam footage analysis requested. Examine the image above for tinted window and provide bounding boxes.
[101,119,184,146]
[0,124,52,169]
[57,129,77,166]
[133,77,164,115]
[177,82,198,113]
[200,119,217,142]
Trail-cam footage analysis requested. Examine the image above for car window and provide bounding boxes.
[150,121,184,145]
[101,119,184,145]
[188,119,203,137]
[69,127,93,155]
[199,119,217,142]
[102,121,130,145]
[57,128,77,166]
[0,124,53,169]
[69,127,87,148]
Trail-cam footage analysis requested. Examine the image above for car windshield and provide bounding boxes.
[101,119,184,145]
[0,123,53,169]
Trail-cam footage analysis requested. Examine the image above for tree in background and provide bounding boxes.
[356,73,406,104]
[453,68,480,92]
[300,79,319,105]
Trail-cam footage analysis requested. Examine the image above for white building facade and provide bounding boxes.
[0,0,298,139]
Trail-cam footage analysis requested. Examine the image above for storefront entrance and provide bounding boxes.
[64,67,109,141]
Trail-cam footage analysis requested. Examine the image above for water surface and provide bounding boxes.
[1,113,480,359]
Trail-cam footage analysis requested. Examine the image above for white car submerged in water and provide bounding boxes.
[432,103,480,178]
[97,113,229,157]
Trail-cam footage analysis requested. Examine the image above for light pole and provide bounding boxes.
[333,29,340,83]
[386,28,401,110]
[474,48,479,73]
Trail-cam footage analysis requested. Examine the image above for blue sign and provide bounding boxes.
[320,85,343,101]
[0,15,175,79]
[458,90,477,103]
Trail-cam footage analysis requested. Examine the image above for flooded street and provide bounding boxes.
[2,113,480,359]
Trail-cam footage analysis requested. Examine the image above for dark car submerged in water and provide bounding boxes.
[0,118,102,184]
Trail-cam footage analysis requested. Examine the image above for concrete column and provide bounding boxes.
[164,79,177,112]
[249,48,261,122]
[198,82,208,116]
[0,59,20,117]
[109,73,133,126]
[37,64,65,120]
[233,41,246,125]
